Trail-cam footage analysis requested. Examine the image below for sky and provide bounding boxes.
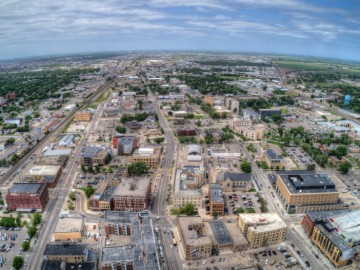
[1,0,360,61]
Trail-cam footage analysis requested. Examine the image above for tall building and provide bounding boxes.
[209,184,225,216]
[238,213,288,249]
[275,170,343,213]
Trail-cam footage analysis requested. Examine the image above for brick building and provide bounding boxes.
[6,183,49,212]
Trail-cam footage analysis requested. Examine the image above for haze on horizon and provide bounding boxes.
[1,0,360,61]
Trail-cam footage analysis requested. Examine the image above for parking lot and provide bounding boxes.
[0,226,28,269]
[284,147,314,169]
[75,173,108,188]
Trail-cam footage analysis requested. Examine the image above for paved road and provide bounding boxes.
[26,75,118,269]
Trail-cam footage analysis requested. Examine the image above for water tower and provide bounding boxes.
[344,95,351,106]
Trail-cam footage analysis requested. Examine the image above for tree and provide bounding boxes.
[83,186,96,198]
[246,208,256,213]
[69,191,76,201]
[115,126,126,133]
[236,207,245,214]
[7,137,15,144]
[307,163,316,171]
[334,145,348,159]
[184,203,195,216]
[32,213,42,226]
[154,137,165,144]
[212,210,218,219]
[338,161,352,174]
[27,226,37,238]
[241,161,252,173]
[16,212,21,227]
[127,162,149,176]
[12,256,24,270]
[21,241,30,251]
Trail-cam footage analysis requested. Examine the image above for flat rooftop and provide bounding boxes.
[54,217,83,233]
[113,177,150,198]
[44,243,87,256]
[104,211,132,224]
[9,183,45,194]
[35,155,67,166]
[209,184,224,203]
[41,261,95,270]
[277,170,338,194]
[265,149,283,160]
[102,246,134,263]
[178,216,212,246]
[209,221,233,245]
[27,165,61,176]
[239,213,287,233]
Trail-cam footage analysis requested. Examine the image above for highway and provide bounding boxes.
[25,73,118,269]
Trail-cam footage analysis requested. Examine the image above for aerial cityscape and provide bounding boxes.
[1,1,360,270]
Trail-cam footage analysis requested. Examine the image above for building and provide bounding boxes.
[275,170,343,213]
[75,110,92,122]
[59,135,75,147]
[4,118,22,126]
[243,108,261,122]
[176,216,212,260]
[205,220,234,252]
[224,97,239,113]
[263,149,285,169]
[231,116,252,128]
[89,183,116,211]
[177,128,196,136]
[187,144,202,162]
[209,184,225,216]
[218,172,252,192]
[173,166,203,210]
[6,183,49,212]
[303,209,360,268]
[101,211,160,270]
[131,147,161,169]
[43,244,89,263]
[43,144,72,157]
[259,109,281,118]
[53,217,84,242]
[43,119,60,133]
[35,155,68,168]
[169,92,185,100]
[204,95,214,106]
[5,92,16,100]
[238,213,288,249]
[112,178,151,212]
[209,145,241,158]
[41,260,95,270]
[80,146,111,166]
[117,136,137,155]
[23,165,62,188]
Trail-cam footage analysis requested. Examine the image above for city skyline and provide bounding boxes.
[1,0,360,61]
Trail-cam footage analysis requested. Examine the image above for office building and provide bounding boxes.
[75,110,92,122]
[117,136,137,155]
[89,183,116,211]
[275,170,343,213]
[80,146,111,166]
[6,183,49,212]
[238,213,288,249]
[53,216,84,242]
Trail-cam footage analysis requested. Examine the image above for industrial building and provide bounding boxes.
[275,170,343,213]
[23,165,62,188]
[35,154,68,168]
[238,213,288,249]
[6,183,49,212]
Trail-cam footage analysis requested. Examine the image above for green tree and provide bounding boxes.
[21,241,30,251]
[115,126,126,133]
[127,162,149,176]
[338,161,352,174]
[7,137,15,144]
[241,161,252,173]
[83,186,96,198]
[27,226,37,238]
[15,212,21,227]
[246,208,256,213]
[154,137,165,144]
[212,210,218,219]
[32,213,42,226]
[184,203,195,216]
[69,191,76,201]
[314,154,328,167]
[12,256,24,270]
[236,207,245,214]
[307,163,316,170]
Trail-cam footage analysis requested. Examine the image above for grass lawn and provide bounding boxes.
[94,89,111,103]
[84,104,98,110]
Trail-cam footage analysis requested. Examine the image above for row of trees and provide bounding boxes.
[120,112,148,123]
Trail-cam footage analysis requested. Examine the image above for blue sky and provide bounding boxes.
[1,0,360,60]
